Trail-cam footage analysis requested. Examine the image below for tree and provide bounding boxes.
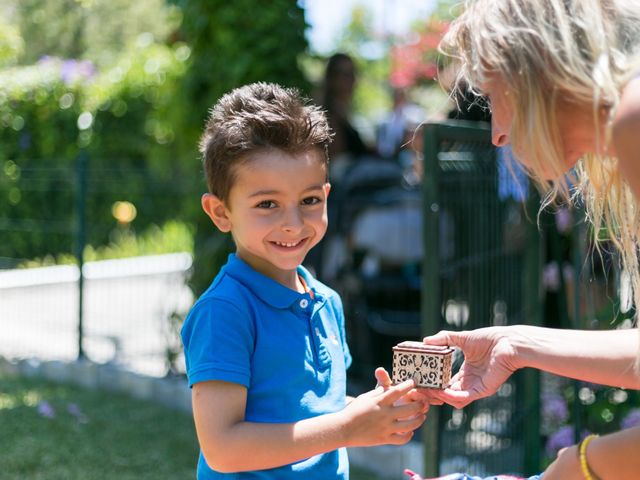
[7,0,179,68]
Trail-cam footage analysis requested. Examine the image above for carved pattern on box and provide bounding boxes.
[392,341,453,389]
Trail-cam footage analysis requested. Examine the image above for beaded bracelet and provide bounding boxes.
[578,434,600,480]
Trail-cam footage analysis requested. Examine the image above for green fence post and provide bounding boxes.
[422,123,441,478]
[571,214,585,444]
[75,150,88,360]
[522,191,542,474]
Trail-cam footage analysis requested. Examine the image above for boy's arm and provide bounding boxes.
[193,379,427,473]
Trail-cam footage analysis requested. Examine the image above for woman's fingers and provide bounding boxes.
[423,330,465,349]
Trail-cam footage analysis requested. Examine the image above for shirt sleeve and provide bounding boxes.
[181,297,255,388]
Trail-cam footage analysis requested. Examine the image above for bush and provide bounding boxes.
[0,44,198,262]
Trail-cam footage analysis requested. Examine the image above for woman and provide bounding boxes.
[421,0,640,478]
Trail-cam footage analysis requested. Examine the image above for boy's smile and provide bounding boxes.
[202,147,330,290]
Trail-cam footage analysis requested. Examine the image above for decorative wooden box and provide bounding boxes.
[392,341,454,389]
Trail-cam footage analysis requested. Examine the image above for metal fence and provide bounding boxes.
[0,154,198,377]
[421,121,542,477]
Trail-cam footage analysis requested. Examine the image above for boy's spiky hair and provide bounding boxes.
[199,82,333,203]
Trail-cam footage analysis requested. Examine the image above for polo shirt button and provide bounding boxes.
[299,298,309,308]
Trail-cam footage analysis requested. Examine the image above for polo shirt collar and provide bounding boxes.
[223,254,327,309]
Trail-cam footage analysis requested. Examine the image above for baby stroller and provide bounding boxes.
[324,158,424,381]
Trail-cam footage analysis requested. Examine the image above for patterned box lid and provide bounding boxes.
[392,341,454,355]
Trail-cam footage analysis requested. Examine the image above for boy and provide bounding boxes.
[181,82,427,479]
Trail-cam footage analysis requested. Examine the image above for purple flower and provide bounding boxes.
[37,55,55,65]
[555,207,572,234]
[60,59,96,85]
[37,400,56,419]
[542,392,569,426]
[621,408,640,430]
[545,425,575,457]
[542,262,560,292]
[67,403,88,424]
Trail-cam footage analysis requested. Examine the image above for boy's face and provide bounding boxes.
[203,148,330,283]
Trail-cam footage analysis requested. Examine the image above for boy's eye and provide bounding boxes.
[301,196,321,206]
[256,200,277,209]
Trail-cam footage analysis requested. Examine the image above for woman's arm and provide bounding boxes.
[513,326,640,388]
[422,325,640,408]
[192,379,427,473]
[544,426,640,479]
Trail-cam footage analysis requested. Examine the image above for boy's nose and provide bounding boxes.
[281,207,304,232]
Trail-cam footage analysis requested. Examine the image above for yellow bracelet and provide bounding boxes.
[578,434,600,480]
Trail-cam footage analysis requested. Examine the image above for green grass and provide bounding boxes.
[0,373,198,479]
[0,373,382,479]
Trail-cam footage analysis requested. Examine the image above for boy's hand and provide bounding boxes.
[375,367,443,406]
[374,366,393,390]
[338,371,428,447]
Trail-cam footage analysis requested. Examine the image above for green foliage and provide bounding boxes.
[84,220,194,262]
[335,4,391,121]
[18,220,194,268]
[542,380,640,467]
[8,0,181,69]
[0,17,24,68]
[0,44,198,262]
[172,0,310,151]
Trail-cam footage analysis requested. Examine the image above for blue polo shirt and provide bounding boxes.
[181,254,352,479]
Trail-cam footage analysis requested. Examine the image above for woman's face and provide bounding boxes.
[481,75,593,179]
[481,76,512,149]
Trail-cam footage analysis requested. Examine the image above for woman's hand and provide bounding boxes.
[421,327,521,409]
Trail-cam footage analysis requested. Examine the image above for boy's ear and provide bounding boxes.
[201,193,232,232]
[324,182,331,198]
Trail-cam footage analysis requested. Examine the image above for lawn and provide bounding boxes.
[0,372,381,479]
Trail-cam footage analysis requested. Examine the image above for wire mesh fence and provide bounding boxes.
[421,121,542,476]
[1,154,199,376]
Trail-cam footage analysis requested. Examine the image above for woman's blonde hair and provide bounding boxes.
[440,0,640,321]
